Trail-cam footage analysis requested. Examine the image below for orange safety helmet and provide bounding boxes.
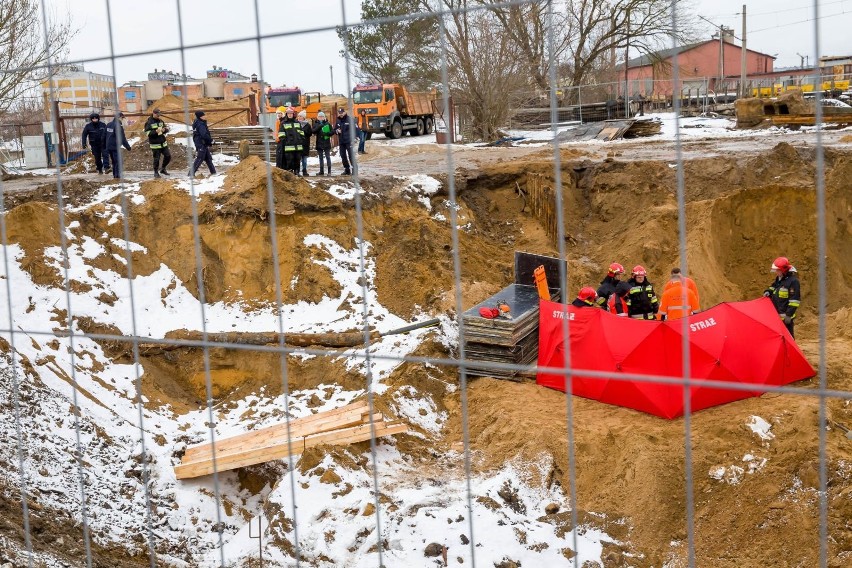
[578,286,597,302]
[608,262,625,276]
[632,265,647,277]
[771,256,791,272]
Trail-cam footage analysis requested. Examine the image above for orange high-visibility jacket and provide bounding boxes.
[658,281,700,320]
[663,276,700,305]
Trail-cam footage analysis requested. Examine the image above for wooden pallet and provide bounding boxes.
[174,401,407,479]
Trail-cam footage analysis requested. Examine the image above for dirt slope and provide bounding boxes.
[2,141,851,566]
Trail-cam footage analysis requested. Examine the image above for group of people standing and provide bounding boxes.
[81,112,132,179]
[274,105,367,177]
[571,256,801,337]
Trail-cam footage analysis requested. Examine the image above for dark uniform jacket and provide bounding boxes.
[279,117,304,152]
[313,120,334,150]
[105,119,131,151]
[625,277,660,319]
[192,118,213,149]
[336,114,353,145]
[144,116,169,149]
[82,121,106,148]
[595,276,629,312]
[571,298,596,308]
[765,272,801,319]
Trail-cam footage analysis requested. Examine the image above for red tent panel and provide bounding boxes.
[536,298,815,419]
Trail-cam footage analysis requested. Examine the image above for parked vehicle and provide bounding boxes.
[351,83,435,139]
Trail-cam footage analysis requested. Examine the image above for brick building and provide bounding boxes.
[41,64,116,116]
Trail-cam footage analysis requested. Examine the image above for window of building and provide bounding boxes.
[125,92,137,99]
[233,88,243,95]
[172,90,182,96]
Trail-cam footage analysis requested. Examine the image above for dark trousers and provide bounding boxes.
[152,147,171,172]
[317,147,331,174]
[284,151,300,174]
[91,143,108,172]
[339,144,354,173]
[108,149,120,178]
[275,142,284,169]
[192,145,216,175]
[785,319,795,338]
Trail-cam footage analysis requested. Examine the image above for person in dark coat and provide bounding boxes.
[572,287,598,308]
[81,112,110,174]
[190,111,216,176]
[595,262,628,314]
[143,108,171,178]
[312,111,333,176]
[297,110,312,176]
[105,113,131,180]
[335,107,354,175]
[624,265,660,320]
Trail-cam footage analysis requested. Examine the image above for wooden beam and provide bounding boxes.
[174,420,407,479]
[183,400,369,463]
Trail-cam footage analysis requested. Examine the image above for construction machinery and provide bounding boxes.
[351,83,435,139]
[264,87,340,120]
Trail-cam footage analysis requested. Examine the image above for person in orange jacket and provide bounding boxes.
[663,267,699,305]
[658,269,700,321]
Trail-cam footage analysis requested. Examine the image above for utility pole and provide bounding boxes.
[330,65,334,94]
[624,8,630,119]
[740,5,747,98]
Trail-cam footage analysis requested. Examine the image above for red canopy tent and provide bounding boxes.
[536,298,815,418]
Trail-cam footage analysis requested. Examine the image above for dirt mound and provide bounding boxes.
[5,178,101,210]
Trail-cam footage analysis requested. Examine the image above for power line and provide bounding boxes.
[704,0,847,19]
[749,8,850,34]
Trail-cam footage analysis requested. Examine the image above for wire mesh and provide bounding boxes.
[0,0,842,566]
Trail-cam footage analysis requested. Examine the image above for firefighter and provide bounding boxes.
[595,262,630,316]
[572,287,598,308]
[279,107,303,175]
[297,110,312,176]
[81,112,110,174]
[764,256,801,337]
[143,108,171,178]
[663,267,700,305]
[625,265,659,320]
[658,270,700,321]
[313,111,333,176]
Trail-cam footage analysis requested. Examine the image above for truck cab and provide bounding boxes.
[352,83,434,139]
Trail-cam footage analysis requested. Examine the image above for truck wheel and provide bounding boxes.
[415,118,425,136]
[425,117,434,134]
[390,120,403,139]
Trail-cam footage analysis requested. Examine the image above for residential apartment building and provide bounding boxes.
[41,65,117,116]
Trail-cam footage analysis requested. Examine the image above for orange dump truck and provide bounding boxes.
[266,87,328,120]
[351,83,435,139]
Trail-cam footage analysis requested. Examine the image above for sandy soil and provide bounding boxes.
[1,128,851,566]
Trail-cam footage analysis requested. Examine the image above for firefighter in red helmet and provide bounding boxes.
[572,286,598,308]
[764,256,801,337]
[625,265,659,320]
[595,262,630,316]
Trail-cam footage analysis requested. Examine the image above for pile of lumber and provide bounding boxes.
[174,400,406,479]
[209,126,275,158]
[623,119,662,138]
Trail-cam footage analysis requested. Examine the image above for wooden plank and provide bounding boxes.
[174,420,406,479]
[183,401,368,462]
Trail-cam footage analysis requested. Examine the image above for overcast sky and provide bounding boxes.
[48,0,850,93]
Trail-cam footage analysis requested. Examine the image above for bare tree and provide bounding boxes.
[483,0,571,92]
[565,0,698,93]
[0,0,76,113]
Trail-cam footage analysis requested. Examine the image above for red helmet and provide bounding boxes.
[608,262,625,275]
[771,256,791,272]
[578,286,597,302]
[632,265,647,276]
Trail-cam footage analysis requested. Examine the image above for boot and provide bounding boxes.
[154,171,161,178]
[317,170,324,176]
[160,168,170,176]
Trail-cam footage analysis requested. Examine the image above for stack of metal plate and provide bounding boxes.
[461,252,566,380]
[462,284,549,379]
